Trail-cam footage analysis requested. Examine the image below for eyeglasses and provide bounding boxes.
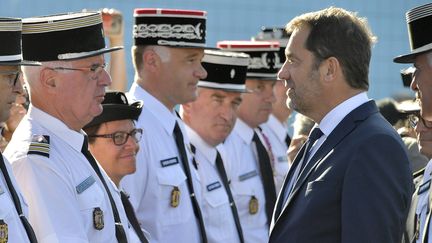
[89,128,143,146]
[48,63,107,79]
[0,70,21,87]
[408,114,432,129]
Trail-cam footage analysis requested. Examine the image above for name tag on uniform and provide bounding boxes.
[76,176,96,194]
[206,181,222,192]
[418,179,431,195]
[161,157,179,167]
[277,156,288,163]
[239,170,258,181]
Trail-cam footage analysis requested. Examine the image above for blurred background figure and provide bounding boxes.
[253,27,292,192]
[218,40,279,243]
[286,113,315,165]
[101,8,128,92]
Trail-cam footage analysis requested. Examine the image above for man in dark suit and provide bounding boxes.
[270,7,413,243]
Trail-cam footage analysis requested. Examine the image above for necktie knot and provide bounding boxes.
[308,127,323,144]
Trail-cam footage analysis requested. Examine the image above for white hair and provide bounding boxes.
[22,60,73,86]
[152,46,171,63]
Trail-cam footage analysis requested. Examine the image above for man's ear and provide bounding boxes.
[143,49,161,73]
[320,57,340,83]
[40,67,58,93]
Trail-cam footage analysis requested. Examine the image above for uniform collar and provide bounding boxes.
[27,105,85,152]
[128,82,177,135]
[185,124,217,165]
[233,118,254,145]
[264,114,288,143]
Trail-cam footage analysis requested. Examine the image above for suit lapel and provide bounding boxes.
[271,100,379,232]
[271,142,309,230]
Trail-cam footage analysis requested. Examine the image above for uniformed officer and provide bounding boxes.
[3,12,137,243]
[394,3,432,242]
[217,40,279,243]
[0,17,40,243]
[83,91,150,243]
[253,27,292,191]
[180,49,249,243]
[120,8,208,243]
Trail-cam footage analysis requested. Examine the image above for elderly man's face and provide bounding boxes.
[412,52,432,121]
[184,88,242,146]
[0,65,22,123]
[54,55,111,129]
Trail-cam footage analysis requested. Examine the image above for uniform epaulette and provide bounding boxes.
[413,167,426,179]
[27,135,50,158]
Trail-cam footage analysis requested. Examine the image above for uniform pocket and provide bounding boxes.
[156,165,192,226]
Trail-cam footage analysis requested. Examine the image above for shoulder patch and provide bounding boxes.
[413,167,426,179]
[27,135,50,158]
[76,175,96,194]
[239,170,258,181]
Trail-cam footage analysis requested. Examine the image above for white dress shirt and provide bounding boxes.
[0,153,31,243]
[4,106,135,243]
[260,114,290,192]
[186,125,241,243]
[121,83,202,243]
[222,118,268,243]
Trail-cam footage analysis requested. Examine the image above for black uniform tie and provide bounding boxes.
[252,131,277,225]
[81,136,128,243]
[120,192,149,243]
[173,122,208,243]
[284,134,291,148]
[0,153,38,243]
[214,150,245,243]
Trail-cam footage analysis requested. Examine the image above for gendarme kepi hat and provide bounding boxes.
[133,8,207,48]
[394,3,432,63]
[199,49,249,93]
[22,12,123,62]
[252,26,291,68]
[0,17,40,66]
[84,91,143,129]
[217,40,280,79]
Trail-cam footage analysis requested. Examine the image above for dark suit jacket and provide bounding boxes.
[269,101,413,243]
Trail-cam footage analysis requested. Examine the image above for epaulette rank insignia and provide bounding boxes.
[28,135,50,158]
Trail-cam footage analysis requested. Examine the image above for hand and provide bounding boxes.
[287,135,308,165]
[101,8,124,42]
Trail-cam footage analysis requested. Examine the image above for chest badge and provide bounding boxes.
[171,186,180,208]
[93,207,104,230]
[0,220,8,243]
[249,196,259,215]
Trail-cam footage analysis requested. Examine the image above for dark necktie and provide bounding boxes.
[279,127,324,215]
[0,153,38,243]
[173,122,208,243]
[252,131,277,225]
[120,192,149,243]
[209,148,244,243]
[284,134,291,148]
[81,136,128,243]
[299,127,323,172]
